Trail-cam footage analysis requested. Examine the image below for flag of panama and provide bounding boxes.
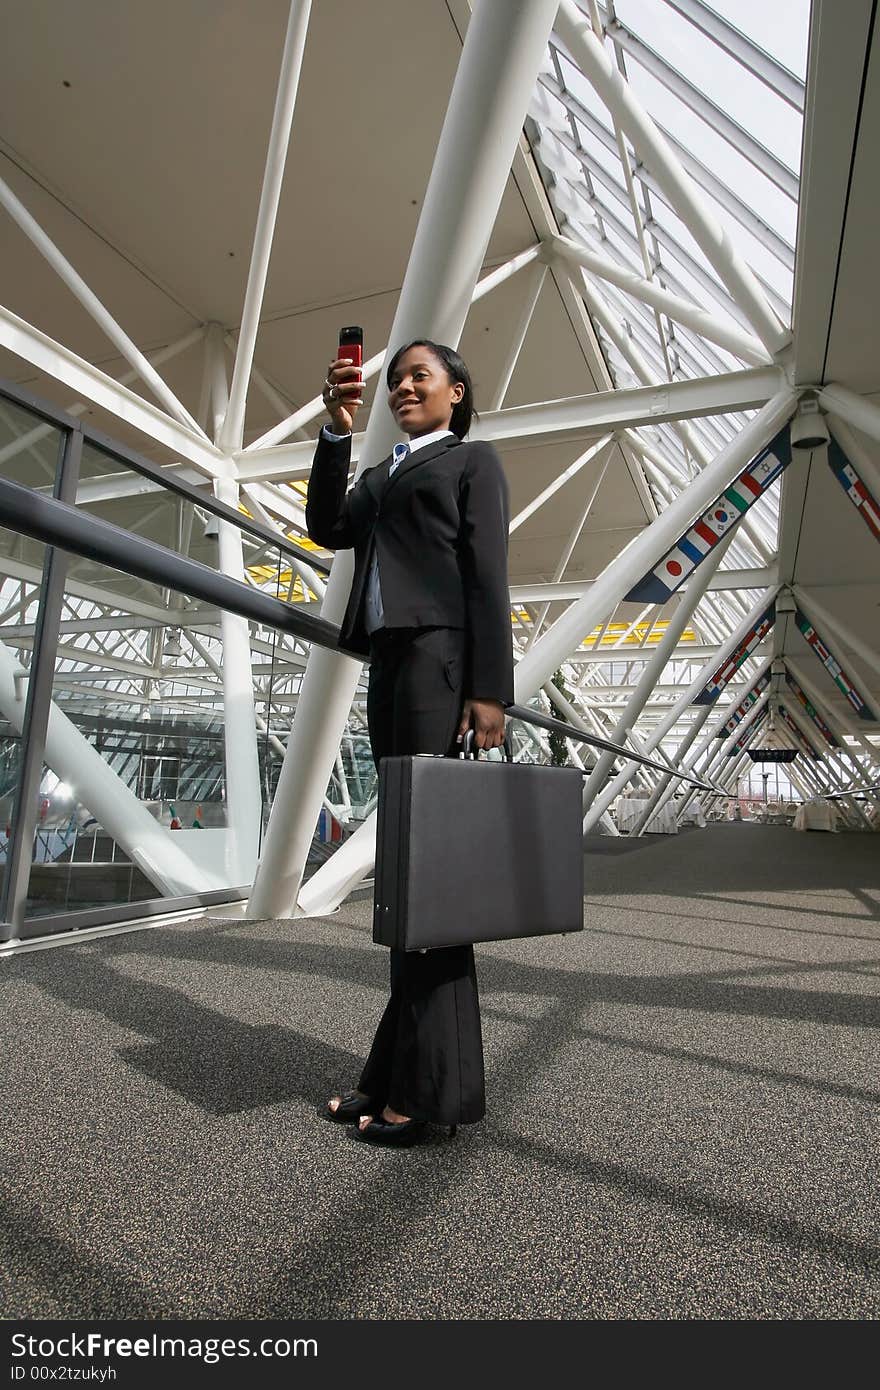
[827,439,880,542]
[785,674,839,746]
[795,610,876,720]
[694,604,775,705]
[716,671,770,736]
[626,427,792,604]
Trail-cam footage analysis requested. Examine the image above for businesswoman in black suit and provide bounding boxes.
[307,339,514,1146]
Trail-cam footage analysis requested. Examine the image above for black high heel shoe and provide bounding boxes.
[323,1090,374,1124]
[355,1116,458,1146]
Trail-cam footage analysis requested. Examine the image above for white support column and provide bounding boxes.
[249,0,561,920]
[538,682,619,835]
[780,700,876,826]
[286,555,326,603]
[629,704,714,834]
[785,656,880,799]
[220,0,313,452]
[0,641,214,895]
[334,752,352,820]
[717,748,751,807]
[824,412,880,507]
[820,384,880,451]
[205,323,230,445]
[674,683,773,823]
[232,343,310,442]
[215,275,264,896]
[554,0,791,356]
[513,390,795,699]
[583,588,777,831]
[582,531,733,817]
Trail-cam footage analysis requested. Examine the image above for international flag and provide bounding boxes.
[694,604,776,705]
[827,439,880,543]
[627,427,792,604]
[728,707,766,756]
[795,610,876,720]
[716,671,770,736]
[785,674,839,747]
[778,706,819,759]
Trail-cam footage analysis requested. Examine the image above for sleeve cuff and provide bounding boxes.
[322,425,351,441]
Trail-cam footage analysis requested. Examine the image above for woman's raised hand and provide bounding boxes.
[322,357,363,435]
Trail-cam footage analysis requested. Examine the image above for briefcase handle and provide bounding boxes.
[458,729,515,762]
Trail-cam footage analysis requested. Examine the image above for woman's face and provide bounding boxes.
[387,347,464,439]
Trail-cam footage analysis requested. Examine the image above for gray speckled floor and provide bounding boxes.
[1,824,879,1319]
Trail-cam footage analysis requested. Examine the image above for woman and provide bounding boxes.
[306,339,514,1146]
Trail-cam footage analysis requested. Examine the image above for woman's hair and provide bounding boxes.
[385,339,478,439]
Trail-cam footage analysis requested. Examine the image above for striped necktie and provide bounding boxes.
[389,441,409,476]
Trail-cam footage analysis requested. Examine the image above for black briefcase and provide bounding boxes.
[373,747,584,951]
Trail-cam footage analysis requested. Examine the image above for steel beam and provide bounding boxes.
[0,307,231,478]
[550,235,769,364]
[221,0,313,452]
[509,433,613,533]
[0,177,207,437]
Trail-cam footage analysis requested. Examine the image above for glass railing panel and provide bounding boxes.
[0,397,64,488]
[23,555,237,919]
[75,439,209,564]
[0,524,48,910]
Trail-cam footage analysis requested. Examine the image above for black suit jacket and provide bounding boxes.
[306,430,514,705]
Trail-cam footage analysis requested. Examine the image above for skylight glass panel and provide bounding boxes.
[705,0,809,78]
[621,60,797,238]
[612,0,803,170]
[572,116,630,187]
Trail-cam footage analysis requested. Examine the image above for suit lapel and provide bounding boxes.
[361,453,393,506]
[381,434,459,503]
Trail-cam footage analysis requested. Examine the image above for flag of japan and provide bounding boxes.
[652,545,698,587]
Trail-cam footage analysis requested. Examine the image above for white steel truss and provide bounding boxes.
[0,0,876,930]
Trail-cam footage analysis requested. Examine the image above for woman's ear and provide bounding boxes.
[452,382,465,403]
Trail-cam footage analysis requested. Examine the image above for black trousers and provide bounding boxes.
[357,626,485,1125]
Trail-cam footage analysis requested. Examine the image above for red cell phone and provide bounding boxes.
[338,325,363,384]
